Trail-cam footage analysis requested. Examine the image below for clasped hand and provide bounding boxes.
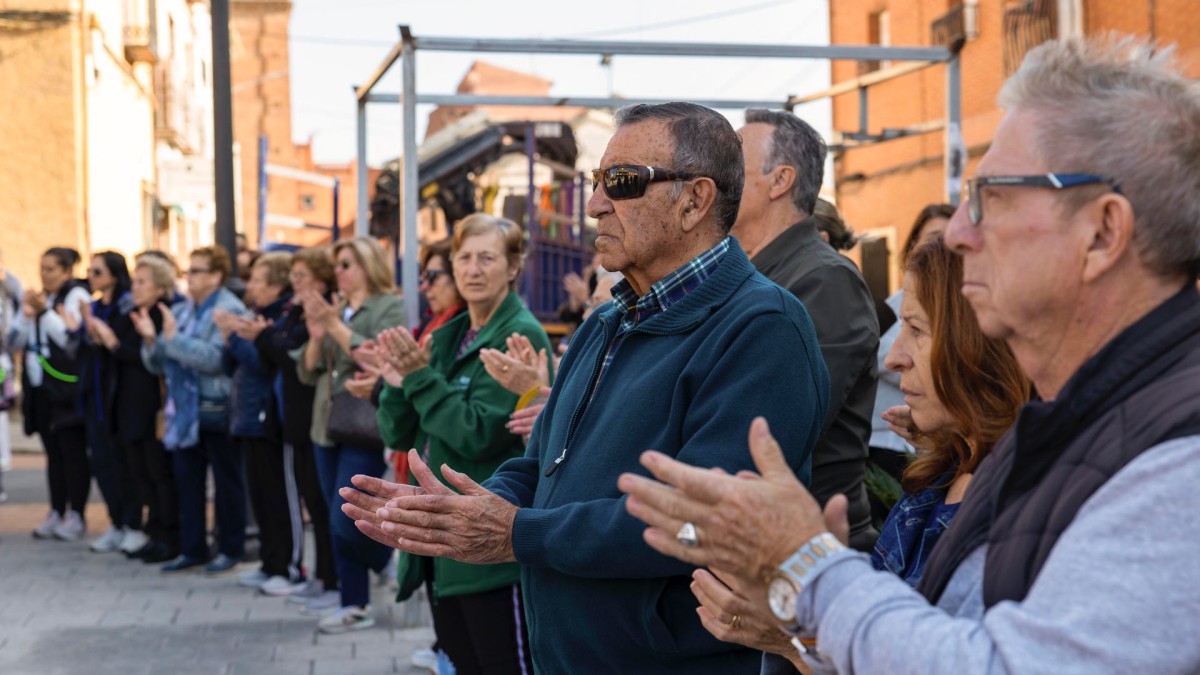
[339,449,517,565]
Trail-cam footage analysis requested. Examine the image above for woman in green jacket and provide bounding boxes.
[295,237,405,633]
[375,214,552,675]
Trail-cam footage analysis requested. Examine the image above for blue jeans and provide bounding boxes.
[314,443,392,608]
[174,431,246,560]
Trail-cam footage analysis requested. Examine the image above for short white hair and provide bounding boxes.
[1000,35,1200,278]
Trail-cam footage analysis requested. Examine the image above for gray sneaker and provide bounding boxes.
[301,590,341,616]
[317,605,374,634]
[53,511,86,541]
[287,580,325,605]
[33,511,62,539]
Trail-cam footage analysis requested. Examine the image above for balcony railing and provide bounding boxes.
[931,1,979,50]
[1003,0,1057,74]
[122,0,157,63]
[155,66,195,153]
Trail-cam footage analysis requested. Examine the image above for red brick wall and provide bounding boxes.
[830,0,1199,290]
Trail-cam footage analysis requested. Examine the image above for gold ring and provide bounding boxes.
[727,614,742,630]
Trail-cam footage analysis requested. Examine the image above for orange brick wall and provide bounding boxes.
[831,0,1199,292]
[231,0,300,249]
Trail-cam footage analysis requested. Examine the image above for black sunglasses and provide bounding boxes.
[590,165,698,200]
[966,173,1121,226]
[420,269,448,284]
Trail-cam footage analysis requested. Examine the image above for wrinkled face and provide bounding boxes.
[334,248,367,297]
[730,122,775,239]
[288,261,325,297]
[131,267,162,308]
[884,277,955,435]
[420,253,460,315]
[40,255,71,293]
[587,119,687,280]
[944,109,1087,342]
[246,265,283,308]
[185,254,222,300]
[453,231,515,309]
[88,256,115,294]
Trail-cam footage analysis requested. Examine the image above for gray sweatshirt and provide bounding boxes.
[777,434,1200,675]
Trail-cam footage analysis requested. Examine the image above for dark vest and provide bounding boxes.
[919,284,1200,606]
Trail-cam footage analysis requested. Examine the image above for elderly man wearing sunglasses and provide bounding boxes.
[342,101,831,674]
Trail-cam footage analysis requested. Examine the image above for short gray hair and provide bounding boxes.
[744,108,827,217]
[613,102,744,232]
[1000,36,1200,278]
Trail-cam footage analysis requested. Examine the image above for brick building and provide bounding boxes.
[0,0,212,286]
[230,0,375,249]
[829,0,1199,293]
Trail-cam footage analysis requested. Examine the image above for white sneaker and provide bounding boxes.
[237,568,270,588]
[33,511,62,539]
[89,526,126,553]
[286,580,325,605]
[317,605,374,634]
[300,590,341,616]
[53,511,86,541]
[410,648,438,670]
[260,575,307,597]
[119,529,150,554]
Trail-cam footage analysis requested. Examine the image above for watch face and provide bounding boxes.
[768,576,798,623]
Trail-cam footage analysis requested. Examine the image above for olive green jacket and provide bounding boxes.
[378,291,552,599]
[294,293,405,447]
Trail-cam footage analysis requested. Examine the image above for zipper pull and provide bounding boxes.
[544,448,568,477]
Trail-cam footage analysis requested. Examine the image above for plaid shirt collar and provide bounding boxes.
[608,237,730,332]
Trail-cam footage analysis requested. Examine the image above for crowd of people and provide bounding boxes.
[2,34,1199,674]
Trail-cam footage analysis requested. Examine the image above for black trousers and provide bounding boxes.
[87,413,141,530]
[242,437,304,579]
[292,438,337,589]
[35,413,90,517]
[125,437,179,548]
[432,583,533,675]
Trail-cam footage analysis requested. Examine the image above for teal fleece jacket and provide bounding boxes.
[485,239,830,675]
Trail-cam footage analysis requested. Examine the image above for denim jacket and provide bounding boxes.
[870,472,962,587]
[143,287,248,449]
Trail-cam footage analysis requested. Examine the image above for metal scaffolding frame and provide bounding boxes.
[354,25,962,329]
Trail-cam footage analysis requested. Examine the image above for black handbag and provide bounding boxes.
[324,348,385,451]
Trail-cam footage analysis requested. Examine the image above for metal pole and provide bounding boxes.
[332,179,341,242]
[355,97,369,235]
[944,52,964,206]
[858,87,869,137]
[400,28,420,330]
[524,124,537,307]
[257,135,267,247]
[212,0,237,268]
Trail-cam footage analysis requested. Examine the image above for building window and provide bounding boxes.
[1003,0,1057,75]
[860,10,891,75]
[300,194,316,211]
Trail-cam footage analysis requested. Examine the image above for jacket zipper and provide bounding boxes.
[544,318,610,477]
[543,316,697,478]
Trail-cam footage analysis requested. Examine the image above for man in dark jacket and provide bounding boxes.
[731,109,879,553]
[345,102,832,674]
[216,252,304,595]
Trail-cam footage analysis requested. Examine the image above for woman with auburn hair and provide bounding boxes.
[689,237,1029,672]
[871,236,1030,583]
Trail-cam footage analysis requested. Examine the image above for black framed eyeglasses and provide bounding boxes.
[590,165,698,200]
[966,173,1122,226]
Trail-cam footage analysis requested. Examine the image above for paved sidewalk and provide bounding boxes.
[0,426,435,675]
